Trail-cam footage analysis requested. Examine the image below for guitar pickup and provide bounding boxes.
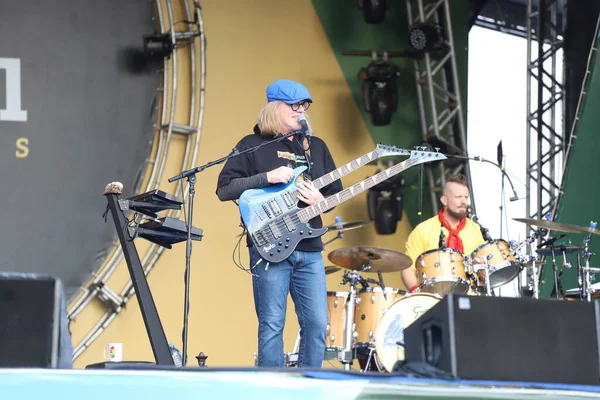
[252,230,268,246]
[281,192,296,209]
[269,222,282,239]
[262,204,273,219]
[283,215,296,232]
[268,199,282,216]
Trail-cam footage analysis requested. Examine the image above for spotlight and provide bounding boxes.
[409,23,442,52]
[358,60,401,126]
[143,34,174,59]
[367,174,406,235]
[357,0,388,24]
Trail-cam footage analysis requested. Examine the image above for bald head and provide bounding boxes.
[441,175,470,220]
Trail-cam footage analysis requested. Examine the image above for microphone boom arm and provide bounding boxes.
[449,154,520,202]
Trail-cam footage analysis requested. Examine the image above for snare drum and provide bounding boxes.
[471,240,520,289]
[373,293,441,372]
[416,248,469,295]
[326,292,349,349]
[354,287,404,346]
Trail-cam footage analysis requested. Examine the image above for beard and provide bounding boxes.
[446,207,467,220]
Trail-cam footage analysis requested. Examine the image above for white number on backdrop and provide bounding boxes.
[0,58,28,122]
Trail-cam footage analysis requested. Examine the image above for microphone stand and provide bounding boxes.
[167,129,303,365]
[447,154,520,203]
[418,164,424,223]
[499,158,506,238]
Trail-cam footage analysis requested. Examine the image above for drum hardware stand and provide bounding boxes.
[483,264,493,297]
[547,246,564,300]
[519,228,548,299]
[338,268,369,371]
[580,222,597,302]
[323,216,345,246]
[478,254,494,297]
[530,257,540,299]
[362,347,378,372]
[283,328,302,368]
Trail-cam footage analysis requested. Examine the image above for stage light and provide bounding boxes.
[368,174,406,235]
[409,23,442,52]
[143,34,174,59]
[357,0,388,24]
[358,60,401,126]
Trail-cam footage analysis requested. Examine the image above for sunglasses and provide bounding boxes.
[290,101,311,112]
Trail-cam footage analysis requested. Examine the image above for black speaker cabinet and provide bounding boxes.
[404,293,600,385]
[0,274,61,367]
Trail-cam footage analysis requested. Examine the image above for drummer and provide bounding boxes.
[401,174,486,292]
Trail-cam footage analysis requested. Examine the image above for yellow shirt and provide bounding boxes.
[405,214,486,270]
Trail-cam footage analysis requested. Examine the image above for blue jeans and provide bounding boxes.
[249,246,327,368]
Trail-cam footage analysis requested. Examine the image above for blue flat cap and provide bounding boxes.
[266,79,313,104]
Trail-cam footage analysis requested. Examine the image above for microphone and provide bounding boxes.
[296,115,312,175]
[509,187,519,202]
[537,234,567,249]
[296,115,311,137]
[377,270,387,300]
[473,215,493,241]
[439,223,446,249]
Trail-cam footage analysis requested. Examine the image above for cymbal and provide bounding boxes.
[324,266,342,275]
[323,220,373,233]
[328,246,412,273]
[536,245,584,256]
[513,218,590,234]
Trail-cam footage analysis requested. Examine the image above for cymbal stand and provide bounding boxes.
[338,269,362,371]
[581,222,597,302]
[323,216,345,247]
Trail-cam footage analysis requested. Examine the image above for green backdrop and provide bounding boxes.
[311,0,469,226]
[540,32,600,297]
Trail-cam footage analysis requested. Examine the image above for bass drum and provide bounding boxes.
[373,293,441,372]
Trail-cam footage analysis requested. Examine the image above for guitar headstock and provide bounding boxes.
[374,143,411,157]
[409,146,447,164]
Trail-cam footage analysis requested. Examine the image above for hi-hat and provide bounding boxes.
[328,246,412,273]
[324,266,342,275]
[513,218,591,234]
[323,220,373,233]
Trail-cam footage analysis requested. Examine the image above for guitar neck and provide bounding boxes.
[298,157,417,223]
[311,150,379,190]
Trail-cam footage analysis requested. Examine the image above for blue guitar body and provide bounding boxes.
[239,166,327,263]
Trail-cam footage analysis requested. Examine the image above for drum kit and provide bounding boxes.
[284,216,600,372]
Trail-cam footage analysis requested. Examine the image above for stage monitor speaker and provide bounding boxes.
[0,274,60,368]
[403,293,600,385]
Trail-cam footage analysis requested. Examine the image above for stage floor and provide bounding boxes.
[1,367,600,399]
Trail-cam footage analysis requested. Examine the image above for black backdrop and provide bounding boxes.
[0,1,157,298]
